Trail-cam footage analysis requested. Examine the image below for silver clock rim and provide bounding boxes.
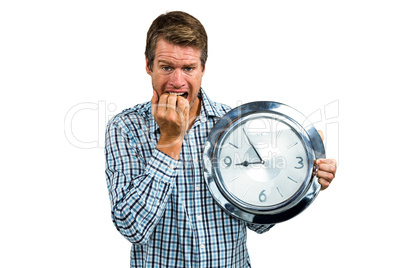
[203,101,326,224]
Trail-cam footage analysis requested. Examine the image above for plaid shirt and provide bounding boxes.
[105,89,273,267]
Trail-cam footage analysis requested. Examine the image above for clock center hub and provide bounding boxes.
[245,147,284,182]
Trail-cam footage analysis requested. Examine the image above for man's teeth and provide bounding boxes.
[168,92,185,96]
[168,92,188,98]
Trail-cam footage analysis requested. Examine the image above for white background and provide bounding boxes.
[1,1,401,267]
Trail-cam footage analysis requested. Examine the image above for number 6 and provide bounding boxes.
[259,190,267,202]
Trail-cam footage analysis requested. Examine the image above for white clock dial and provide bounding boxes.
[216,115,309,207]
[204,101,324,224]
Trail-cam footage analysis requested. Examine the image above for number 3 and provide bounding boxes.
[295,157,304,169]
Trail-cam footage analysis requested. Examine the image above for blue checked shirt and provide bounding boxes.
[105,89,274,267]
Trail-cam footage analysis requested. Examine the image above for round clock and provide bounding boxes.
[203,101,325,224]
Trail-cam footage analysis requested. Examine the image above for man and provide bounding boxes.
[105,11,337,267]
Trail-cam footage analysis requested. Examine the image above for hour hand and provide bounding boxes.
[242,128,265,164]
[235,160,263,167]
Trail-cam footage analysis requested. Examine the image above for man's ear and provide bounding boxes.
[146,56,152,75]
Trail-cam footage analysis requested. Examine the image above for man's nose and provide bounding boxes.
[169,70,186,88]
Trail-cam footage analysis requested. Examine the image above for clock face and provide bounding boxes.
[204,101,325,224]
[215,114,310,208]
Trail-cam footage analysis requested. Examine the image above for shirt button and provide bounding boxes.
[195,186,200,191]
[169,164,175,170]
[196,215,202,221]
[200,243,205,249]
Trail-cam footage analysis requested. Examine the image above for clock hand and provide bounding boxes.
[242,128,265,164]
[235,161,263,167]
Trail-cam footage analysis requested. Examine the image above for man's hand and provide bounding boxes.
[316,158,337,190]
[151,90,189,160]
[316,130,337,190]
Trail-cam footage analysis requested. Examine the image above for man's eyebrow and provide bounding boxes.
[183,63,197,67]
[158,60,173,65]
[158,59,198,67]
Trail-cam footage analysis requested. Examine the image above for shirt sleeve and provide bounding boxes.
[246,223,275,234]
[105,115,178,245]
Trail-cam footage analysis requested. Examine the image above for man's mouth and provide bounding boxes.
[168,92,188,99]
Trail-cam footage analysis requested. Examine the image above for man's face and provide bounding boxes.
[146,39,205,111]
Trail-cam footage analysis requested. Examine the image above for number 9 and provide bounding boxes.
[223,156,232,168]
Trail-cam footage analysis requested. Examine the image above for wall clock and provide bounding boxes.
[203,101,325,224]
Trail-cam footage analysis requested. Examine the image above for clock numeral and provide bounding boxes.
[223,156,232,168]
[259,190,267,203]
[294,157,304,169]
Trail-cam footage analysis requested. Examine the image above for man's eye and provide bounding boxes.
[162,66,171,71]
[184,67,194,72]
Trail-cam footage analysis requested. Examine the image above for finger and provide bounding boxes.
[166,93,178,112]
[153,93,170,122]
[318,178,330,191]
[316,160,336,180]
[317,168,335,181]
[316,159,337,191]
[317,158,337,167]
[176,96,189,115]
[151,90,159,117]
[177,96,189,127]
[318,130,324,141]
[158,93,169,112]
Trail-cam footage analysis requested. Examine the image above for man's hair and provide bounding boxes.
[145,11,208,71]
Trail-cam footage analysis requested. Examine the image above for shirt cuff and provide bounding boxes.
[146,148,180,184]
[247,223,275,234]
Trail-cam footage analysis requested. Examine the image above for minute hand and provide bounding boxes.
[242,128,265,164]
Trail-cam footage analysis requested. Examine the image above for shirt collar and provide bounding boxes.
[199,88,224,119]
